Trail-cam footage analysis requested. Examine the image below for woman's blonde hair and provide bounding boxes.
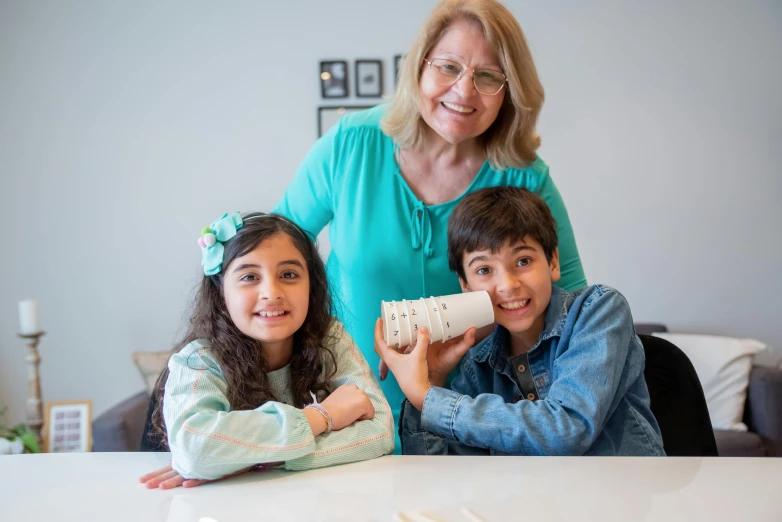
[381,0,544,169]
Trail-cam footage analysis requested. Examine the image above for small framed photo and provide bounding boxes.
[318,105,376,138]
[355,59,383,98]
[320,60,349,99]
[394,54,405,87]
[44,400,92,453]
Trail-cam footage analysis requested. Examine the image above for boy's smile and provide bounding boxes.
[497,297,532,315]
[460,237,560,355]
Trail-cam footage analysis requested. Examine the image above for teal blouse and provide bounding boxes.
[274,105,586,450]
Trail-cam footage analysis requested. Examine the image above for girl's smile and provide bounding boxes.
[255,308,290,319]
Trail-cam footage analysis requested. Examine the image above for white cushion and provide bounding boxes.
[132,350,173,395]
[652,333,766,431]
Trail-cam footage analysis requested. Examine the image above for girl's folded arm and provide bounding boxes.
[164,343,317,480]
[284,323,395,470]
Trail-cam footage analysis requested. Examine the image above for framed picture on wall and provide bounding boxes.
[355,59,383,98]
[394,54,405,87]
[318,105,376,138]
[320,60,349,98]
[44,400,92,453]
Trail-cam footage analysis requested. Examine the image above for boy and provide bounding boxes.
[374,187,664,456]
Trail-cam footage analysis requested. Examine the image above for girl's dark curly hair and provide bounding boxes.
[148,212,336,449]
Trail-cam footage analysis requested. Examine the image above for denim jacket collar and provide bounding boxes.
[471,285,571,373]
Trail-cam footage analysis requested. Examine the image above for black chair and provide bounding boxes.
[640,334,719,456]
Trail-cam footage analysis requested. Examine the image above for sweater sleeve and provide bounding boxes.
[536,169,587,292]
[283,322,395,470]
[272,123,341,237]
[163,342,317,480]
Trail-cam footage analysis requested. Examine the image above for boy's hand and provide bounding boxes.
[378,327,481,382]
[373,319,433,410]
[426,327,476,387]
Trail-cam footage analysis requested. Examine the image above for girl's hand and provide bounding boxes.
[373,319,433,411]
[139,462,211,489]
[139,462,261,489]
[321,384,375,431]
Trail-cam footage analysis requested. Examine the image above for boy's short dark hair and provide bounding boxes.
[447,187,558,281]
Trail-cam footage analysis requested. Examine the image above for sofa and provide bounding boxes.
[93,390,149,452]
[93,324,782,456]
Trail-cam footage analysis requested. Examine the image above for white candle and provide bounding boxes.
[18,299,40,334]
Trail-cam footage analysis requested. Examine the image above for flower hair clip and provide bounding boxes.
[198,211,243,276]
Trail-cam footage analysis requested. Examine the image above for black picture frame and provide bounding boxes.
[317,105,376,138]
[394,54,404,87]
[355,59,383,98]
[320,60,349,99]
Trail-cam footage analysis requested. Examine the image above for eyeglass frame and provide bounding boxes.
[422,57,507,96]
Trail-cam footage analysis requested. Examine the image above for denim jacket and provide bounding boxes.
[401,285,665,456]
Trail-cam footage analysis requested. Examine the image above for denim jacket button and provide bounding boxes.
[527,393,536,401]
[517,364,526,373]
[514,394,522,402]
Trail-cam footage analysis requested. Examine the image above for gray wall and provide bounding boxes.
[1,1,780,424]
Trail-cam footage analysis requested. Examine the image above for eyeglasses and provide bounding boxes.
[423,58,507,96]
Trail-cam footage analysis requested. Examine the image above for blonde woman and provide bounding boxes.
[274,0,587,451]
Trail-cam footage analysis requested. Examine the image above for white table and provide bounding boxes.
[1,453,780,521]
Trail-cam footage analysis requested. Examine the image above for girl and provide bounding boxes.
[140,211,394,488]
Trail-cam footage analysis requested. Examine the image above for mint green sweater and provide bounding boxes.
[274,105,586,449]
[164,322,393,479]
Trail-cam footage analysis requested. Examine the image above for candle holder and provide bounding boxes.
[18,331,45,450]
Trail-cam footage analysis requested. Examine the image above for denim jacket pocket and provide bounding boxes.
[399,399,447,455]
[533,370,551,399]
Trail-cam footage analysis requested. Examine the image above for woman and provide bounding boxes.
[141,1,587,487]
[275,0,586,446]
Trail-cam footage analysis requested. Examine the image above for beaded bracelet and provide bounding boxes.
[305,391,333,435]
